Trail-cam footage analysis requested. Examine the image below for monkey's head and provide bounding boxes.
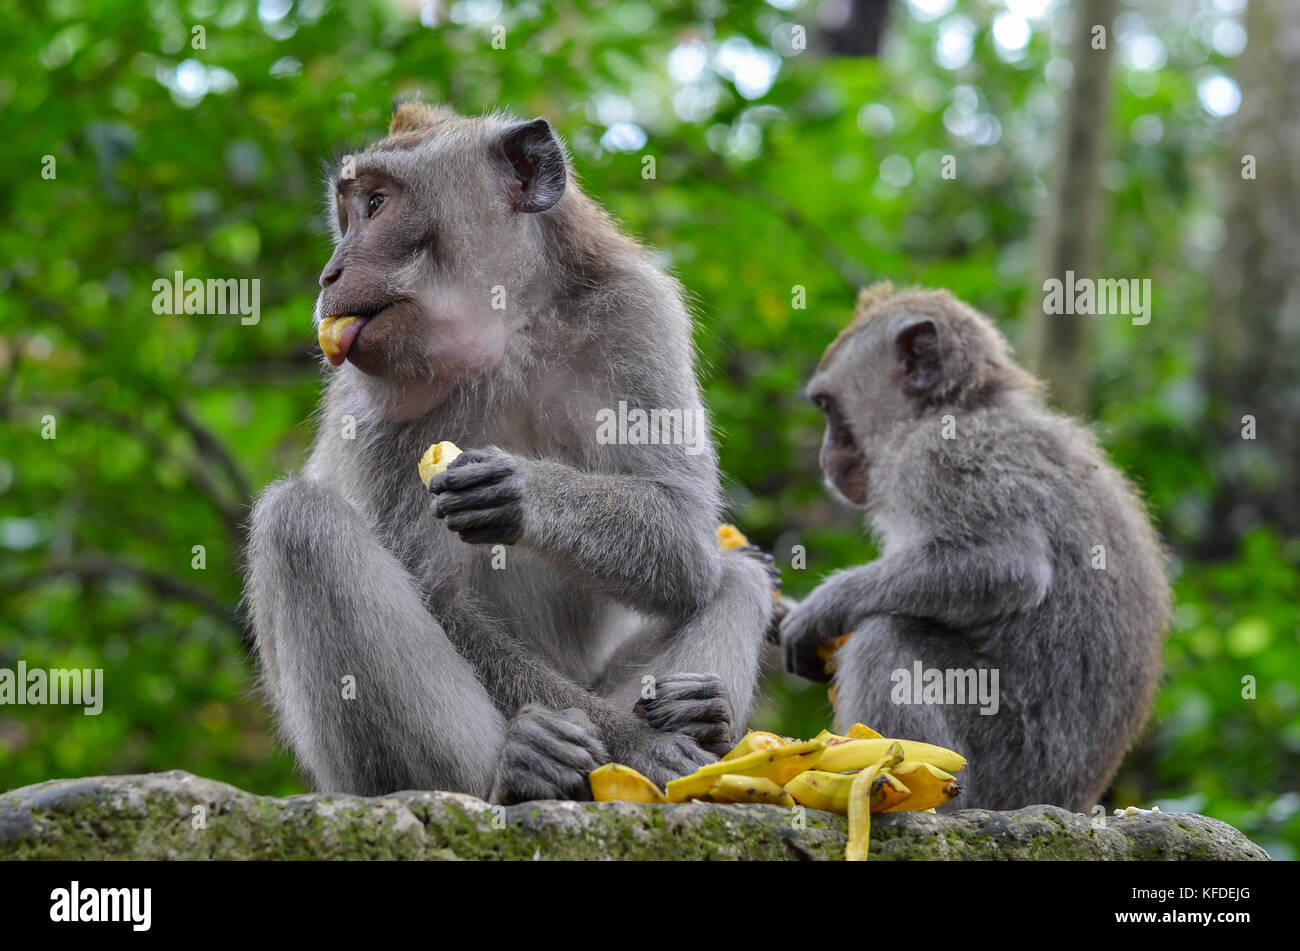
[805,283,1039,507]
[315,101,574,403]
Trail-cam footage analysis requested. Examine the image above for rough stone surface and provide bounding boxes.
[0,771,1270,861]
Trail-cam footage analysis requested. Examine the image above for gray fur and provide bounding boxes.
[782,284,1170,813]
[246,106,773,801]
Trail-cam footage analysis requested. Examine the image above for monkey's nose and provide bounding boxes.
[319,264,343,288]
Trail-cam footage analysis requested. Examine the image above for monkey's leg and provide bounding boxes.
[246,477,505,797]
[599,548,774,754]
[833,615,990,810]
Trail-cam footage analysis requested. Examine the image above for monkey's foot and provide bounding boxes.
[489,705,609,805]
[635,672,735,757]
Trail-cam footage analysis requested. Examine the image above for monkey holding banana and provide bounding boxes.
[245,102,777,803]
[781,284,1170,812]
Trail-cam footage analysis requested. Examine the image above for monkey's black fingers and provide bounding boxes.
[444,505,524,545]
[644,704,732,753]
[522,712,609,772]
[731,544,783,591]
[428,446,518,494]
[638,671,729,702]
[637,692,732,728]
[634,673,734,753]
[779,615,835,684]
[433,479,523,516]
[491,705,608,804]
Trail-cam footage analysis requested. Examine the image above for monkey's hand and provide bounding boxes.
[490,705,610,804]
[634,672,734,757]
[610,719,717,789]
[429,446,525,545]
[779,583,855,683]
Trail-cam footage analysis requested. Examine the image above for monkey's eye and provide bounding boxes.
[367,193,387,215]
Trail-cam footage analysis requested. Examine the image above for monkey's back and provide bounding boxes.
[861,394,1170,811]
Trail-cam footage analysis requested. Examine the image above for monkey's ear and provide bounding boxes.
[499,118,567,213]
[894,318,943,396]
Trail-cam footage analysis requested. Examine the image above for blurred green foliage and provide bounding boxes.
[1,0,1295,857]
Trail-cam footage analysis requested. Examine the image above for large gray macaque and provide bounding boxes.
[780,284,1170,812]
[245,102,776,803]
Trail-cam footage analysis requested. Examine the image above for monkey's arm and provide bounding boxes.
[429,448,723,620]
[781,528,1053,681]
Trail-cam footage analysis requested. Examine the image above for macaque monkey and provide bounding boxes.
[781,284,1170,812]
[245,101,776,803]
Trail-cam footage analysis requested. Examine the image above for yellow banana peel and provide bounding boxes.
[586,724,964,862]
[666,739,825,802]
[845,742,904,862]
[705,774,796,807]
[819,737,966,775]
[884,761,960,812]
[784,767,911,815]
[722,730,787,761]
[844,723,884,740]
[588,763,667,804]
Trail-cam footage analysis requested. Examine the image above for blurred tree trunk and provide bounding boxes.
[1200,0,1300,553]
[1023,0,1117,413]
[821,0,892,57]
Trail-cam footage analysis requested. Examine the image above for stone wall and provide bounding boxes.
[0,771,1270,860]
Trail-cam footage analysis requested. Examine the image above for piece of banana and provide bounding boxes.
[819,737,966,775]
[418,441,463,488]
[716,523,749,550]
[704,774,796,807]
[666,739,825,802]
[721,730,787,761]
[588,763,667,803]
[885,761,960,812]
[317,315,356,360]
[815,633,854,674]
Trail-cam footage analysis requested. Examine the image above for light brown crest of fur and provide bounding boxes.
[368,100,461,150]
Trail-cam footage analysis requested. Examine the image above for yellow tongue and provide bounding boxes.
[419,441,463,487]
[318,316,357,359]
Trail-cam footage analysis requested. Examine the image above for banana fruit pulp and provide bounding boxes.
[317,315,357,360]
[418,441,463,488]
[716,523,749,550]
[586,722,965,862]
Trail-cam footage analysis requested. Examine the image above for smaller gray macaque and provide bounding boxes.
[780,284,1170,813]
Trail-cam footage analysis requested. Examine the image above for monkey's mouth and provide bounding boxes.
[317,304,392,366]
